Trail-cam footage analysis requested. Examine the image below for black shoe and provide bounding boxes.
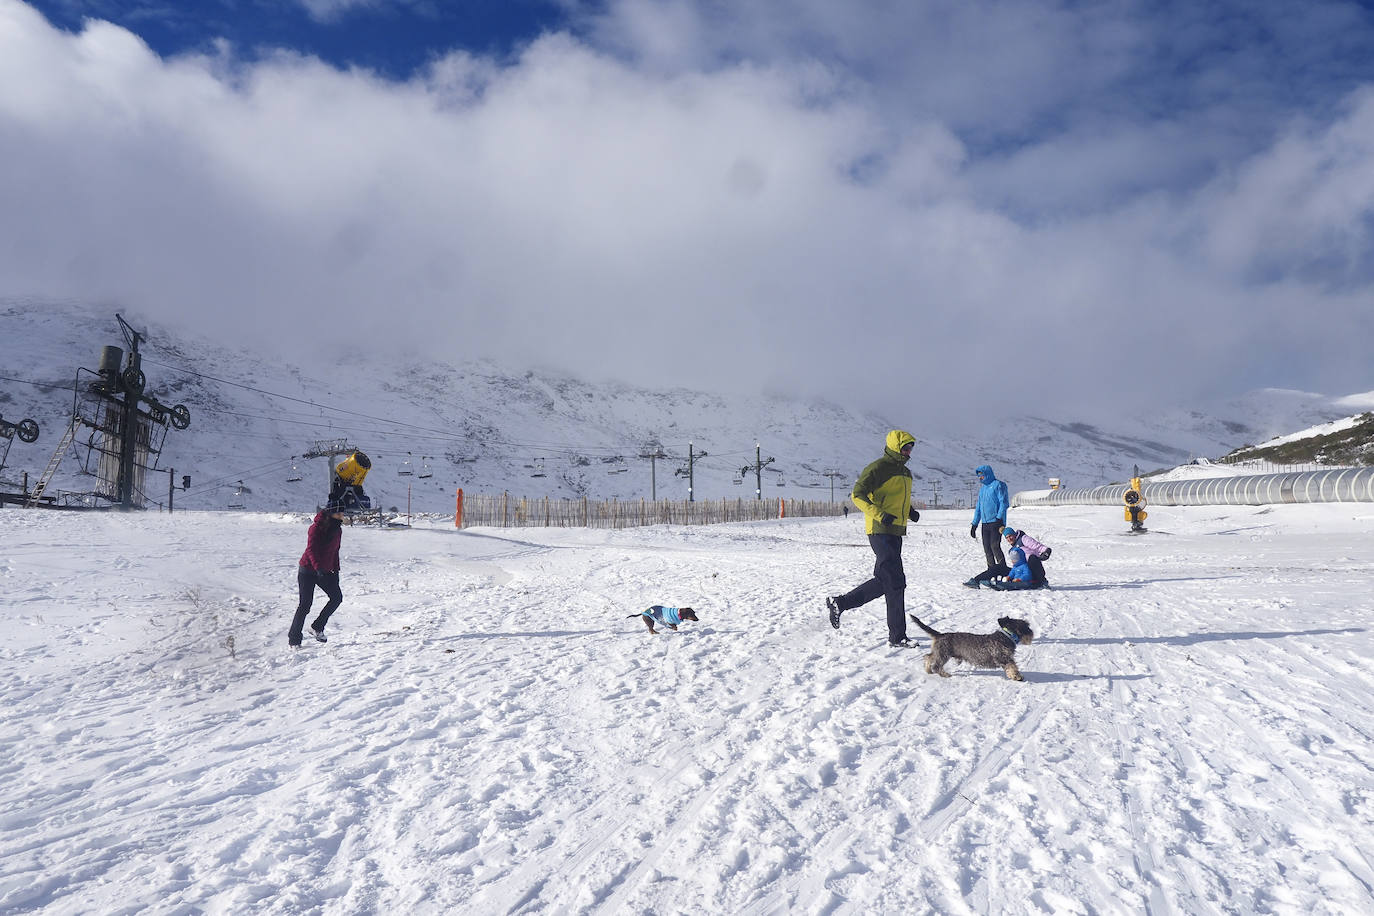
[888,637,920,649]
[311,627,327,643]
[826,596,842,629]
[962,578,981,589]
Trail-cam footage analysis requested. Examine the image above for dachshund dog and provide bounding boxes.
[628,605,698,634]
[909,615,1034,681]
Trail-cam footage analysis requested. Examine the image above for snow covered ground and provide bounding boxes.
[2,502,1372,914]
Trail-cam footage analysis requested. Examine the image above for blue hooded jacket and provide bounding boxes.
[1006,548,1032,582]
[971,465,1009,525]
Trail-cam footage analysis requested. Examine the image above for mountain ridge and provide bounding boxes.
[0,299,1360,513]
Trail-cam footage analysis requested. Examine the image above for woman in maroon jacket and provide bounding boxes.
[288,507,346,647]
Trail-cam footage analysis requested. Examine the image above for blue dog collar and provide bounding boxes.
[997,626,1019,648]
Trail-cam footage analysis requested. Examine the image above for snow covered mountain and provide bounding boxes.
[995,387,1358,490]
[0,299,1359,513]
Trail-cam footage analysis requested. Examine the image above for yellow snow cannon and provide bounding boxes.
[335,451,372,486]
[1123,476,1148,532]
[327,450,373,512]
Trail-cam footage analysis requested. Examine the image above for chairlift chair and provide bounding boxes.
[732,475,743,485]
[228,480,246,510]
[531,458,547,478]
[418,456,433,479]
[287,457,302,483]
[398,452,414,477]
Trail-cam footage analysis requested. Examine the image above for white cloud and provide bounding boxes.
[1196,88,1374,284]
[2,0,1374,423]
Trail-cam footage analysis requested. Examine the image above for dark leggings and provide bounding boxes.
[836,534,908,643]
[289,567,342,645]
[980,522,1006,570]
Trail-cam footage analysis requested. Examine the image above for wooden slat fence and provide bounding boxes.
[458,494,847,529]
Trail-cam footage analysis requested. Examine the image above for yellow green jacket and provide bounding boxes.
[852,430,915,536]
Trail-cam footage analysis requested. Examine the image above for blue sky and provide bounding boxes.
[5,0,1374,424]
[25,1,569,76]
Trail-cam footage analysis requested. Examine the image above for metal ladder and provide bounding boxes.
[28,420,76,505]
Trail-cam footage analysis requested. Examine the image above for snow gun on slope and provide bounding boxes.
[1123,472,1148,533]
[328,450,373,513]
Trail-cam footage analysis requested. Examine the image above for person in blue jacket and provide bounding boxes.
[970,464,1009,574]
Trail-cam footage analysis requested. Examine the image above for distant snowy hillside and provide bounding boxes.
[995,388,1352,489]
[0,299,1359,512]
[1218,403,1374,468]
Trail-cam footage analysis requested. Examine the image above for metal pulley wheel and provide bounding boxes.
[122,366,146,395]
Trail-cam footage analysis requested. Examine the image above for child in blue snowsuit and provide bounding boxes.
[987,548,1039,591]
[1003,527,1052,587]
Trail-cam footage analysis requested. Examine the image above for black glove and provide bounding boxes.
[995,519,1005,530]
[880,512,897,526]
[1041,547,1052,560]
[909,508,920,523]
[970,523,977,538]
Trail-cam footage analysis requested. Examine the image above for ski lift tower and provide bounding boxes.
[56,315,191,509]
[303,438,357,493]
[740,443,775,501]
[673,442,706,503]
[822,469,846,504]
[302,438,374,515]
[639,447,668,501]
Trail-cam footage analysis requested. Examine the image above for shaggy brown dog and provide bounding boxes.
[909,614,1034,681]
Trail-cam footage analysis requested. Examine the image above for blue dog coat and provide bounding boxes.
[643,606,684,627]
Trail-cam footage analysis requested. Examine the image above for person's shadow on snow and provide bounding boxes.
[1048,574,1244,591]
[435,630,602,640]
[1040,627,1362,647]
[1018,671,1152,684]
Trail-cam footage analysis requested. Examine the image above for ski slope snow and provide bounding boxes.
[1,502,1372,913]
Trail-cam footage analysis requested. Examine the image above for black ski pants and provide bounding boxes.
[289,567,342,645]
[836,533,908,643]
[979,522,1006,571]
